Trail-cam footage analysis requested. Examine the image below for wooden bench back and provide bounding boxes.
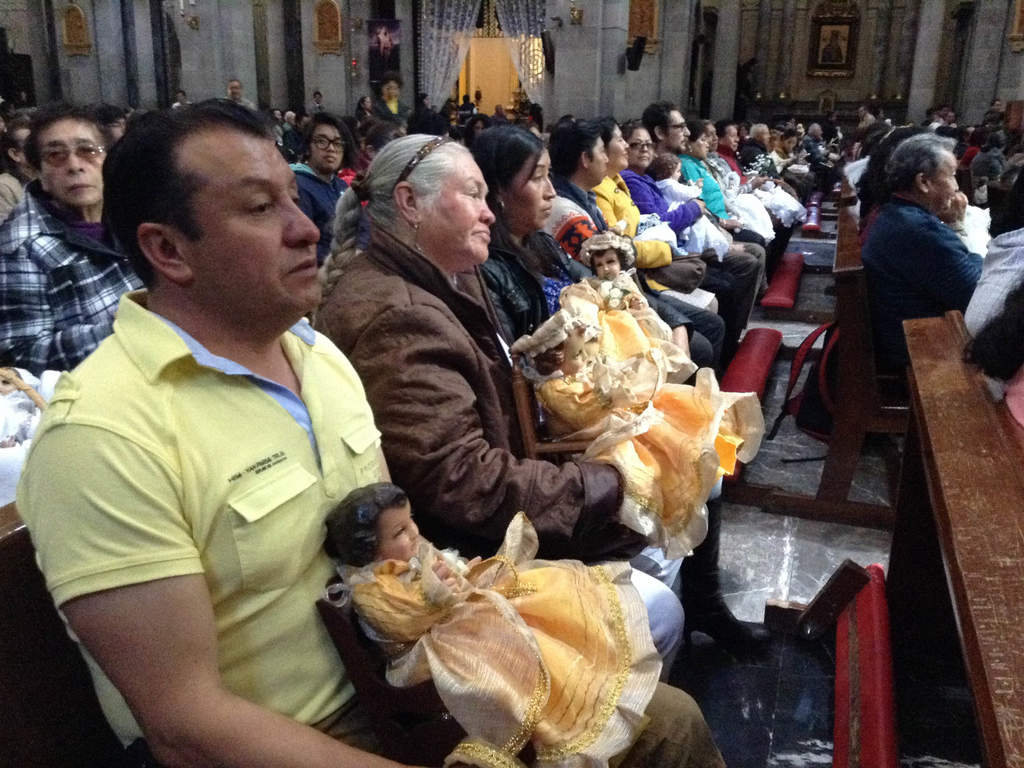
[511,354,591,460]
[831,202,907,431]
[898,312,1024,767]
[0,503,125,767]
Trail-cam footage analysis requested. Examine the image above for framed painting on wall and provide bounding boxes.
[1010,0,1024,52]
[807,1,859,78]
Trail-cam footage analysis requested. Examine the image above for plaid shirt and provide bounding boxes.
[0,182,142,374]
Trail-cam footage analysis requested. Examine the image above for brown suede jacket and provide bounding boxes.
[316,228,644,562]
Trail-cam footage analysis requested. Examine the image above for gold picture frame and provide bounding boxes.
[807,1,859,78]
[1010,0,1024,52]
[62,4,92,57]
[313,0,342,56]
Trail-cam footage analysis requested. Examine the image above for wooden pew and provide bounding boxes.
[511,354,592,460]
[888,311,1024,768]
[0,502,125,767]
[724,196,907,528]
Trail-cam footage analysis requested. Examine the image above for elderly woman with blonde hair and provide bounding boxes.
[315,134,725,768]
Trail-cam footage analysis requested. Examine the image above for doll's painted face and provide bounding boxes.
[591,248,622,280]
[376,501,421,562]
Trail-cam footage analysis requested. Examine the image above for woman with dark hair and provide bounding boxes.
[463,113,492,149]
[354,95,373,123]
[966,167,1024,337]
[967,278,1024,428]
[470,125,589,341]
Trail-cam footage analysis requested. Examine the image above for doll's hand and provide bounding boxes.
[625,293,645,311]
[465,556,483,568]
[432,559,459,588]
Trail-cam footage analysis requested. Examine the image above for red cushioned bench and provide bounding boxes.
[759,252,805,309]
[802,191,824,233]
[720,328,782,481]
[720,327,782,400]
[834,564,898,768]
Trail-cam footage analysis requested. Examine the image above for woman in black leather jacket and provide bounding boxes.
[471,125,591,342]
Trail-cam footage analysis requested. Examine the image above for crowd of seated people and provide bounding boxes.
[4,80,1023,768]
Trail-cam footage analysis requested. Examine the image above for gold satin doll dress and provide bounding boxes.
[342,513,661,768]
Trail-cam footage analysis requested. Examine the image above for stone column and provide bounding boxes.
[870,0,892,99]
[906,0,944,123]
[765,1,782,99]
[960,0,1009,123]
[598,0,628,116]
[252,0,270,109]
[755,0,771,97]
[710,0,740,120]
[896,0,919,100]
[119,0,139,106]
[776,0,795,97]
[658,0,694,109]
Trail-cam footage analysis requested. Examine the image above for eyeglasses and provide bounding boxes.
[628,141,654,150]
[668,122,687,130]
[311,136,344,151]
[41,143,105,167]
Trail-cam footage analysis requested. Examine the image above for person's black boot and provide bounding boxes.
[681,496,771,656]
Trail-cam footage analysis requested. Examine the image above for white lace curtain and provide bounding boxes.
[417,0,483,110]
[493,0,547,101]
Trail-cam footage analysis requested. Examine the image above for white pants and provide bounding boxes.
[630,566,683,679]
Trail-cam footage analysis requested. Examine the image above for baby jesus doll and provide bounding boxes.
[324,483,661,768]
[571,230,697,368]
[510,311,764,559]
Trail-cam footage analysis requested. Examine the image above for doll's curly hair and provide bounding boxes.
[324,482,409,566]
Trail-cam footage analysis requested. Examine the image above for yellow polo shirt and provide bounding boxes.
[17,292,383,745]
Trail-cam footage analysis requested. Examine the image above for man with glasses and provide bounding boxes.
[643,101,689,157]
[290,112,351,264]
[0,103,140,373]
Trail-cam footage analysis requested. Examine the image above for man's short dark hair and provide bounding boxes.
[642,100,677,139]
[93,103,127,127]
[301,111,353,160]
[103,99,275,286]
[714,119,737,137]
[25,102,104,169]
[379,71,402,89]
[313,90,322,98]
[548,118,603,178]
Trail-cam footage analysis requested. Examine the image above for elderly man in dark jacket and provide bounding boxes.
[863,133,982,369]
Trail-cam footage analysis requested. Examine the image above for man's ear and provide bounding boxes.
[654,126,666,144]
[136,223,195,286]
[912,171,930,197]
[392,181,421,228]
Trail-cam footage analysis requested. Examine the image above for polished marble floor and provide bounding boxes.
[668,240,982,768]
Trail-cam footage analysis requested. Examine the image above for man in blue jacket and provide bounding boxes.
[862,133,982,369]
[290,113,350,265]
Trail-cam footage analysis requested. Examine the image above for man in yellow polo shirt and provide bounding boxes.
[17,101,418,768]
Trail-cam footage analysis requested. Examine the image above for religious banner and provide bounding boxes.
[62,3,92,57]
[368,19,400,88]
[313,0,342,55]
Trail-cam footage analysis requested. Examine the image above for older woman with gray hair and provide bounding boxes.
[315,134,725,768]
[862,133,983,369]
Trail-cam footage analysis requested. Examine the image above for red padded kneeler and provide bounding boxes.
[720,328,782,401]
[802,191,824,232]
[833,564,899,768]
[759,252,805,309]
